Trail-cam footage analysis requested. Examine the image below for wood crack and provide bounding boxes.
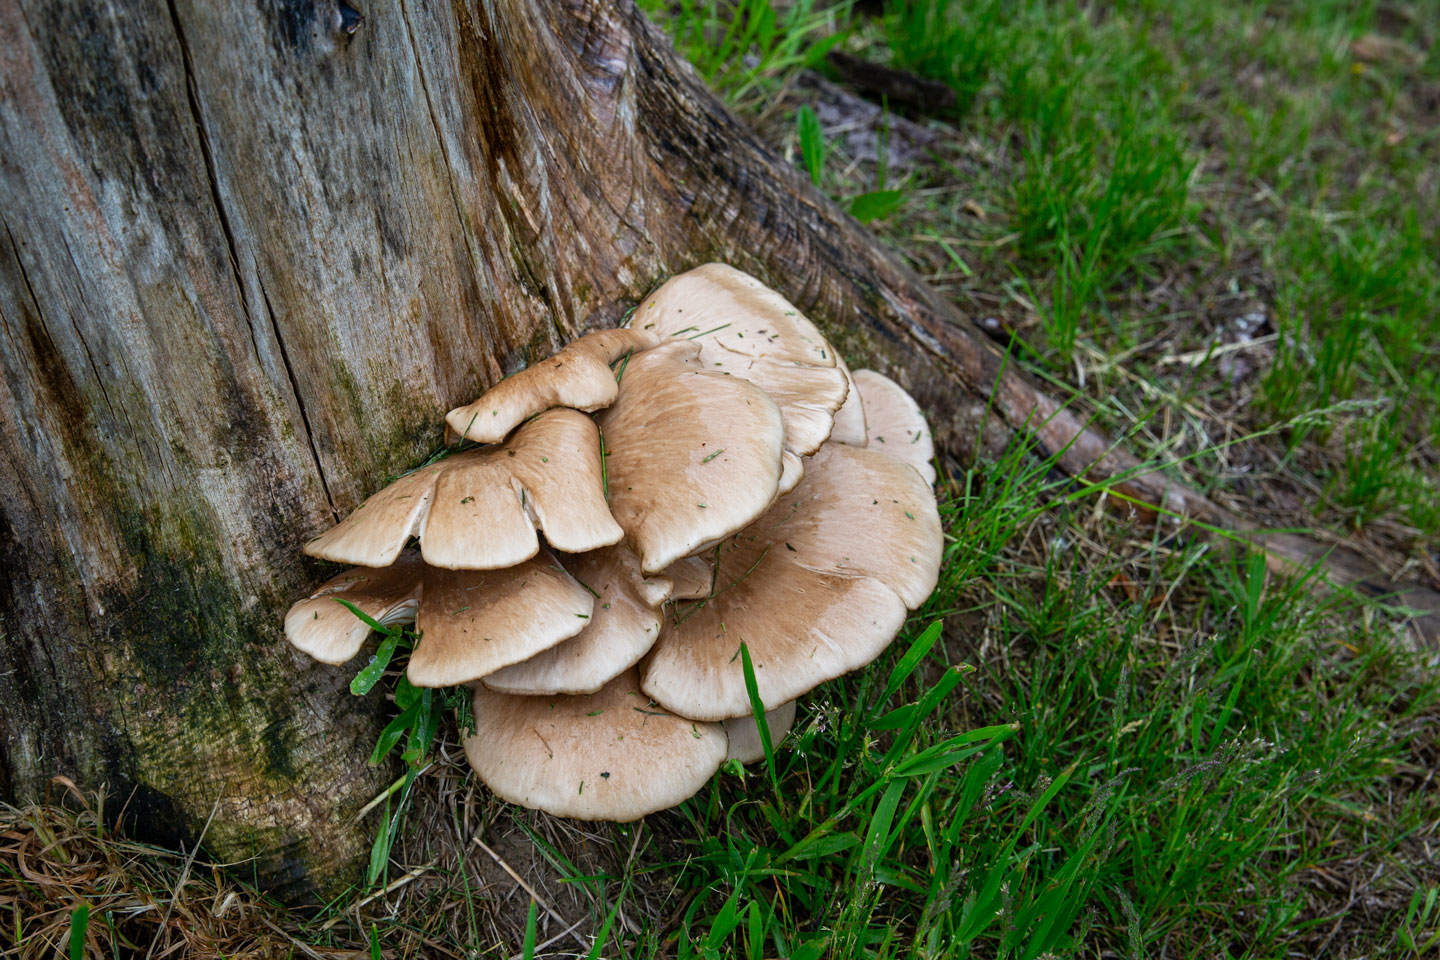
[5,219,119,438]
[162,0,336,522]
[398,2,485,284]
[162,0,256,339]
[258,272,338,522]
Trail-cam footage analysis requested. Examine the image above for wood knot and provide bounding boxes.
[334,3,363,37]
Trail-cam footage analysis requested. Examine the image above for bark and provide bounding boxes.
[2,0,1435,901]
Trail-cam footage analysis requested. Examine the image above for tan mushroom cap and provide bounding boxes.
[283,551,423,664]
[599,339,785,574]
[463,669,728,821]
[641,442,942,720]
[853,369,936,485]
[482,546,672,696]
[662,556,713,600]
[630,264,849,456]
[407,552,595,687]
[446,328,659,443]
[724,701,798,764]
[779,450,805,495]
[828,355,869,445]
[284,551,596,685]
[304,409,622,569]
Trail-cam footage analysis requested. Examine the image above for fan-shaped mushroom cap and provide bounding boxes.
[662,556,713,600]
[463,669,728,821]
[778,451,805,495]
[630,264,848,456]
[446,329,659,443]
[599,339,785,574]
[641,443,942,720]
[828,355,869,446]
[407,553,595,687]
[284,552,423,664]
[724,701,798,764]
[284,551,597,685]
[853,369,936,485]
[482,546,671,696]
[303,409,621,569]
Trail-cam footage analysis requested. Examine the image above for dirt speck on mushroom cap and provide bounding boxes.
[464,669,727,821]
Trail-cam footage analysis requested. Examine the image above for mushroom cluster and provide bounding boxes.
[285,264,943,821]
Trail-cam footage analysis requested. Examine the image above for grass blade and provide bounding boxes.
[796,105,825,185]
[739,643,779,801]
[366,796,391,887]
[350,628,403,696]
[878,620,945,705]
[858,779,907,881]
[68,905,89,960]
[522,899,538,960]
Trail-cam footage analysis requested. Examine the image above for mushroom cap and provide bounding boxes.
[723,701,798,764]
[662,556,713,600]
[481,546,672,696]
[283,552,423,664]
[463,669,728,821]
[778,450,804,495]
[828,354,869,446]
[641,442,942,720]
[407,552,596,687]
[599,339,785,574]
[284,551,598,685]
[303,409,622,569]
[446,328,659,443]
[630,264,849,456]
[852,369,936,485]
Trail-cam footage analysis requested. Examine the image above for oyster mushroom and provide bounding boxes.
[482,545,672,696]
[303,408,621,570]
[851,368,936,485]
[463,669,727,821]
[640,442,942,721]
[631,263,849,456]
[446,328,659,443]
[599,339,786,573]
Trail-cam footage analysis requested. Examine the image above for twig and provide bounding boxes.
[143,786,223,960]
[1159,332,1278,367]
[504,916,586,960]
[472,834,588,950]
[318,862,437,931]
[258,915,333,960]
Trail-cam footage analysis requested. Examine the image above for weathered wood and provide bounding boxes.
[2,0,1435,901]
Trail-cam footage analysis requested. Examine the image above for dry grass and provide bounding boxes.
[0,778,348,959]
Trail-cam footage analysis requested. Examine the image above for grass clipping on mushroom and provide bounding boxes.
[283,263,943,823]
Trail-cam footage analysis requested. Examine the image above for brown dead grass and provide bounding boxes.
[0,778,357,960]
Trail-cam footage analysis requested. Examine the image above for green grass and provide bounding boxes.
[790,0,1438,548]
[319,428,1438,958]
[639,0,850,106]
[196,2,1440,956]
[882,0,1198,356]
[649,444,1436,958]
